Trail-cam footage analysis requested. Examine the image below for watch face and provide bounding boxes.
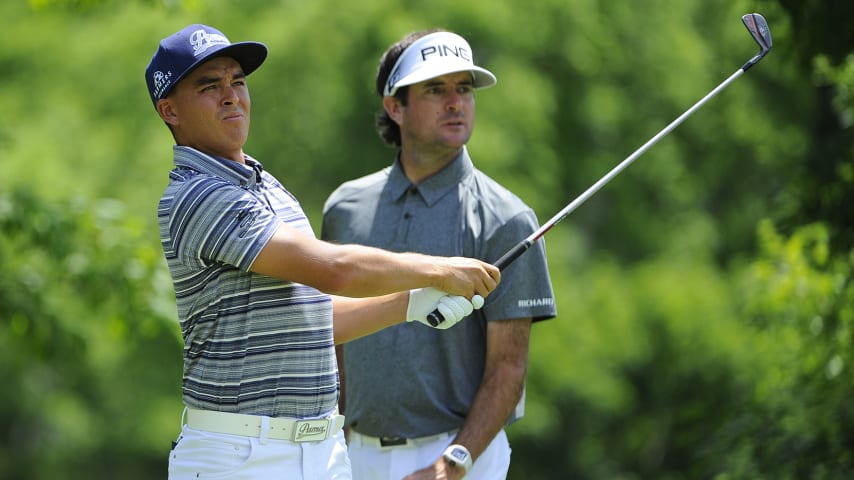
[450,448,467,461]
[444,445,472,472]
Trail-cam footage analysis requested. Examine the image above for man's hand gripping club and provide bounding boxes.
[406,256,497,329]
[406,288,486,329]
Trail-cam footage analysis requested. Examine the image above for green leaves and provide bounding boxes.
[0,188,179,479]
[1,0,852,478]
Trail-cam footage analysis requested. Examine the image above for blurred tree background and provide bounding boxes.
[0,0,851,478]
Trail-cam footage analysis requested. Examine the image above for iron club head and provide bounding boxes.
[742,13,773,69]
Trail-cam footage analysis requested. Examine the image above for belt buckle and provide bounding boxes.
[379,436,408,447]
[293,419,331,442]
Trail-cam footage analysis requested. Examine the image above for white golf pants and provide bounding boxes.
[168,424,351,479]
[347,429,510,480]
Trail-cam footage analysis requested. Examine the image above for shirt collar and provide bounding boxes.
[172,145,263,188]
[388,146,474,206]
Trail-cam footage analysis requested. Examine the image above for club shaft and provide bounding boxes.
[429,66,753,327]
[541,69,744,244]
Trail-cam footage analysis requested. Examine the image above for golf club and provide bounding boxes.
[428,13,773,326]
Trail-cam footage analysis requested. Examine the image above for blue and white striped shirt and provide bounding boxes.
[158,146,336,419]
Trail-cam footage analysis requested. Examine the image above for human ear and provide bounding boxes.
[156,99,179,126]
[382,96,403,126]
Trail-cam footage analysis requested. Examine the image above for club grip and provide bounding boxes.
[493,240,532,270]
[426,310,444,327]
[425,240,533,326]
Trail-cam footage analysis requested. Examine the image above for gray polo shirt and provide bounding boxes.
[322,148,556,438]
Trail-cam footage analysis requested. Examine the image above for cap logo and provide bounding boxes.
[152,69,173,100]
[387,65,402,94]
[420,44,471,63]
[189,29,230,57]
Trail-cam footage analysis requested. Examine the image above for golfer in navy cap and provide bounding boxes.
[146,24,500,479]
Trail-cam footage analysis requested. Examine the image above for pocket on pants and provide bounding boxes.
[169,427,255,479]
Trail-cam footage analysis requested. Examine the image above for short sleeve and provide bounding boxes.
[481,209,557,322]
[167,178,280,272]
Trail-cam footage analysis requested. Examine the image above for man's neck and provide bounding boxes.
[175,140,245,164]
[399,147,461,184]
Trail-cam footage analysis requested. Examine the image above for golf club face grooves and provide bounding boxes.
[742,13,772,54]
[740,13,772,70]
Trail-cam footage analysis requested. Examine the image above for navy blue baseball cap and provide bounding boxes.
[145,24,267,107]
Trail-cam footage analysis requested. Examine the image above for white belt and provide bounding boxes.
[185,408,345,443]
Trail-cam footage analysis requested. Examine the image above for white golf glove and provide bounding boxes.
[406,287,484,330]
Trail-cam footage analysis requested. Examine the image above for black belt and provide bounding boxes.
[379,436,408,447]
[353,430,456,448]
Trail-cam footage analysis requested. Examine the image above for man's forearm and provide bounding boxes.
[328,246,498,299]
[450,318,533,460]
[452,360,527,460]
[252,224,497,299]
[332,293,408,344]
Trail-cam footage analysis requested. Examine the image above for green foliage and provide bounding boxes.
[0,188,181,479]
[515,253,762,479]
[759,0,854,252]
[729,221,854,479]
[1,0,852,478]
[511,221,854,479]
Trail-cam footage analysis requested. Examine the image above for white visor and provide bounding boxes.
[383,32,497,97]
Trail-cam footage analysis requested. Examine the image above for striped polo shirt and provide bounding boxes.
[158,146,336,419]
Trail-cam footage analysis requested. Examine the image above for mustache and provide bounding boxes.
[440,112,466,122]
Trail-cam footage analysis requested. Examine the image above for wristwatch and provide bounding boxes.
[443,444,473,473]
